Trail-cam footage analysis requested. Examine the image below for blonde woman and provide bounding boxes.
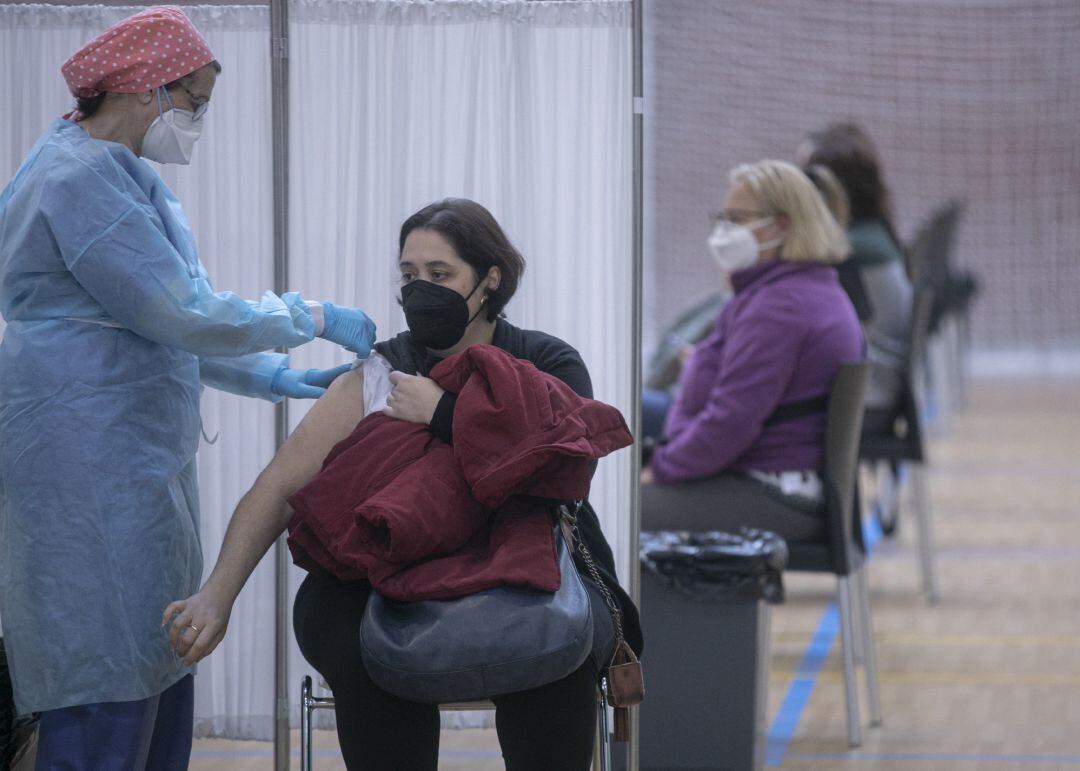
[641,160,862,542]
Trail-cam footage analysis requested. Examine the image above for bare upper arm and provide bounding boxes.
[257,367,366,498]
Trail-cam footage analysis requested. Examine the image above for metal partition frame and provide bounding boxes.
[628,0,644,768]
[268,1,645,768]
[270,0,290,767]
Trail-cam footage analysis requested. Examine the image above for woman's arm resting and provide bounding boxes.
[163,367,367,664]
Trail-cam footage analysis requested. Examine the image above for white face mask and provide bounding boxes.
[706,217,782,274]
[141,88,203,165]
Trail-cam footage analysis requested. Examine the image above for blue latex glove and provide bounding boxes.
[270,363,352,399]
[320,303,376,356]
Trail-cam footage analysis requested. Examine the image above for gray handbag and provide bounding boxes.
[359,526,594,704]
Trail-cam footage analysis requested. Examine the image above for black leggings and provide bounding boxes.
[293,572,599,771]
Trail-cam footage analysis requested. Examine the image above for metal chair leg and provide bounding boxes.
[910,464,940,604]
[301,676,339,771]
[925,334,952,436]
[876,461,900,536]
[302,674,611,769]
[957,312,971,409]
[947,318,965,411]
[855,568,883,727]
[837,577,862,748]
[301,675,313,771]
[850,574,865,666]
[595,678,611,771]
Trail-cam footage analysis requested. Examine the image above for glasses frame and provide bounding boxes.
[709,209,771,227]
[161,84,209,121]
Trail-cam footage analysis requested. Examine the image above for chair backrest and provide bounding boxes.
[905,285,935,382]
[822,361,872,575]
[858,287,932,461]
[906,200,963,290]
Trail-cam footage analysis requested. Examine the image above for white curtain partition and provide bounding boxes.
[0,0,632,740]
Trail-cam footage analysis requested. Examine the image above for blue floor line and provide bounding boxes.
[764,603,841,766]
[863,514,883,554]
[765,502,884,767]
[786,751,1080,764]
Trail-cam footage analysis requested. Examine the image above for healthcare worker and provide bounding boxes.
[0,6,375,768]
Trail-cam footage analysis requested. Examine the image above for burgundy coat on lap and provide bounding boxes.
[287,344,633,601]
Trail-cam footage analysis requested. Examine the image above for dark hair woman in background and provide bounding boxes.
[798,122,913,409]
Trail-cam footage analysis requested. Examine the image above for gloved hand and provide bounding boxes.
[270,363,352,399]
[320,303,376,356]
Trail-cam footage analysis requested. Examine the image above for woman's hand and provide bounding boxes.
[162,585,234,667]
[640,466,655,486]
[383,371,445,425]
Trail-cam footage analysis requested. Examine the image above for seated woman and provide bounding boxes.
[797,122,913,410]
[641,160,862,543]
[164,198,640,771]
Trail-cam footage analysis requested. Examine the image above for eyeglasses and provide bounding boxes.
[178,84,209,120]
[710,209,771,227]
[161,84,209,120]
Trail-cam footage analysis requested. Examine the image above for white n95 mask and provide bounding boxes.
[707,217,782,274]
[142,89,204,165]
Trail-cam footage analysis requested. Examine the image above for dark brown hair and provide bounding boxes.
[804,122,896,236]
[399,198,526,321]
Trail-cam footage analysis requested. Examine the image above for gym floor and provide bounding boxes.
[190,375,1080,770]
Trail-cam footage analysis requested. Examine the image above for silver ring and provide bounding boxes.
[188,624,201,634]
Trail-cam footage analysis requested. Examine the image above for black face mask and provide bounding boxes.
[400,278,486,350]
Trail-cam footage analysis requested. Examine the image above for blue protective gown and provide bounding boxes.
[0,119,317,713]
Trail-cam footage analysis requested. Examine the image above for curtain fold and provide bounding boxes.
[0,0,632,740]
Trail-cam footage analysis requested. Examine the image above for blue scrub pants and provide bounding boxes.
[35,675,193,771]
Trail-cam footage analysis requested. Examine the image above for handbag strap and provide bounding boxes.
[560,502,644,741]
[559,502,626,648]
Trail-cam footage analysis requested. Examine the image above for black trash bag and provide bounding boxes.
[1,639,38,770]
[640,529,788,604]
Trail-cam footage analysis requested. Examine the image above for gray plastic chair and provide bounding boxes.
[785,361,882,748]
[300,675,612,771]
[860,288,940,604]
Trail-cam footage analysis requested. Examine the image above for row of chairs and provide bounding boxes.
[865,200,970,603]
[803,200,971,747]
[912,201,976,428]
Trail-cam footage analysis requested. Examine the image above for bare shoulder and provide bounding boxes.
[327,365,365,400]
[313,366,365,423]
[264,366,366,494]
[290,366,365,445]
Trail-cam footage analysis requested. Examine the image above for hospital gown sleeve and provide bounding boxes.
[40,163,316,357]
[199,352,289,402]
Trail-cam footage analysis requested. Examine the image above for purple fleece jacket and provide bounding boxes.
[651,259,863,485]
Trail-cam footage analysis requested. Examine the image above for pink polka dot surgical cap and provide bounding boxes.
[61,5,215,98]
